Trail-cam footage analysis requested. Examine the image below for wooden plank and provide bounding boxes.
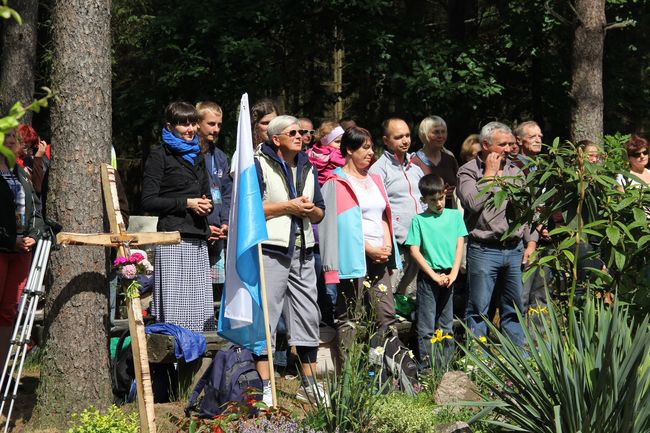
[101,164,156,433]
[57,231,180,247]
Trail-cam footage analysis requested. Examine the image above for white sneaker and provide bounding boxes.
[296,381,330,407]
[262,382,273,407]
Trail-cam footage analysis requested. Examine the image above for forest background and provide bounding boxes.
[1,0,649,209]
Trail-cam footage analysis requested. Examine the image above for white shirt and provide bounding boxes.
[348,175,386,247]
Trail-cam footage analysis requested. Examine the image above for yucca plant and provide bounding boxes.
[302,333,388,433]
[461,296,650,433]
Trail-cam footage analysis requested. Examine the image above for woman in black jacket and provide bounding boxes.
[142,102,215,332]
[0,128,43,365]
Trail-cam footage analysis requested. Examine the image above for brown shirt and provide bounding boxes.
[456,156,537,244]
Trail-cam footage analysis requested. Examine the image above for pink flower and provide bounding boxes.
[129,252,145,263]
[113,256,128,267]
[120,264,137,279]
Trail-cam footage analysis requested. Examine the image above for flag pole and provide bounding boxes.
[257,243,278,407]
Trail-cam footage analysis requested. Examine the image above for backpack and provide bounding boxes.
[111,329,178,404]
[369,333,421,396]
[185,345,263,418]
[112,329,135,403]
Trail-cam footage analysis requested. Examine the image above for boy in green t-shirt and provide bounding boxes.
[404,174,468,368]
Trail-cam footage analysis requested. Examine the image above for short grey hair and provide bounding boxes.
[479,121,512,145]
[418,115,447,144]
[514,120,540,138]
[267,115,299,139]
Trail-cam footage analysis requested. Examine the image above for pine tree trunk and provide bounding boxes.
[0,0,38,121]
[31,0,112,427]
[570,0,605,143]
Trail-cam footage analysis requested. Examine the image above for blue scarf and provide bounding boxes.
[161,127,200,166]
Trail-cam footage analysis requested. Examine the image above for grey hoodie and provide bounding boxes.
[368,152,424,244]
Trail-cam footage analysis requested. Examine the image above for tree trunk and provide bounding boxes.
[0,0,38,121]
[570,0,605,143]
[31,0,112,427]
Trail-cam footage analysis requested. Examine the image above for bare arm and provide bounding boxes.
[447,237,465,284]
[409,245,446,285]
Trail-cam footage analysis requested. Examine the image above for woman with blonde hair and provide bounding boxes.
[411,115,459,208]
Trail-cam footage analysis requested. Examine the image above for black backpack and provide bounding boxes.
[112,329,135,403]
[111,329,177,404]
[369,333,421,396]
[185,345,263,418]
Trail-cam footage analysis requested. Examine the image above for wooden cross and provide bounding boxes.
[56,164,181,433]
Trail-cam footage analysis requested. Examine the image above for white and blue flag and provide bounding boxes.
[217,93,269,354]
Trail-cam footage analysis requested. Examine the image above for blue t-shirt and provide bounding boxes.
[404,209,468,269]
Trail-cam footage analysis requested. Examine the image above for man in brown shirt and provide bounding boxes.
[457,121,537,347]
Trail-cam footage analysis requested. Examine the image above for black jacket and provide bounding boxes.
[141,144,212,238]
[1,165,44,252]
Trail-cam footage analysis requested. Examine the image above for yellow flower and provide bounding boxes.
[430,329,453,344]
[378,284,388,293]
[478,336,487,344]
[363,280,371,288]
[528,306,548,316]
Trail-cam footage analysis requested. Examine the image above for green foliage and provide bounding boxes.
[66,405,139,433]
[489,135,650,315]
[461,297,650,433]
[0,0,21,24]
[302,336,386,433]
[372,392,491,433]
[0,90,53,167]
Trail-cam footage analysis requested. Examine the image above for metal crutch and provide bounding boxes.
[0,234,52,432]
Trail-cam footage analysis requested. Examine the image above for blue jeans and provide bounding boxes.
[465,242,525,346]
[416,272,454,368]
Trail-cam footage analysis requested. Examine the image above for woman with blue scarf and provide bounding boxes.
[142,101,215,332]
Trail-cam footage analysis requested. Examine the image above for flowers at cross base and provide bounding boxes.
[378,283,388,293]
[113,252,152,299]
[429,329,453,344]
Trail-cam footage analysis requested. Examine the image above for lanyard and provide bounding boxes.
[279,159,297,198]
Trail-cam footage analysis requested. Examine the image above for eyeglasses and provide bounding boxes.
[280,130,301,137]
[299,129,315,136]
[631,150,648,158]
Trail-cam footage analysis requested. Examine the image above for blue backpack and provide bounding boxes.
[185,345,263,418]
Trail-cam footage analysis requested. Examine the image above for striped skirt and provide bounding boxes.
[152,238,216,332]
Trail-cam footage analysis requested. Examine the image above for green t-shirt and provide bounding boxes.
[404,209,468,270]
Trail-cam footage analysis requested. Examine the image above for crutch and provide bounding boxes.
[0,233,53,432]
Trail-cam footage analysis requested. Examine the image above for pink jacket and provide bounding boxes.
[306,144,346,186]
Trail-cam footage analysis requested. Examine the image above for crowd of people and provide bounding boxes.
[2,99,649,407]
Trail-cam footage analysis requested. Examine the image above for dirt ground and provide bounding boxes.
[4,368,307,433]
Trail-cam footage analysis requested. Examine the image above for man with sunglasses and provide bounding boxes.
[298,117,315,149]
[254,115,327,406]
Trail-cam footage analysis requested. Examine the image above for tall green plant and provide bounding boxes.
[461,296,650,432]
[486,135,650,315]
[303,336,387,433]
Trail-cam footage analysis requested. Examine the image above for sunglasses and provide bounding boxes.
[280,130,301,137]
[631,150,648,158]
[299,129,315,136]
